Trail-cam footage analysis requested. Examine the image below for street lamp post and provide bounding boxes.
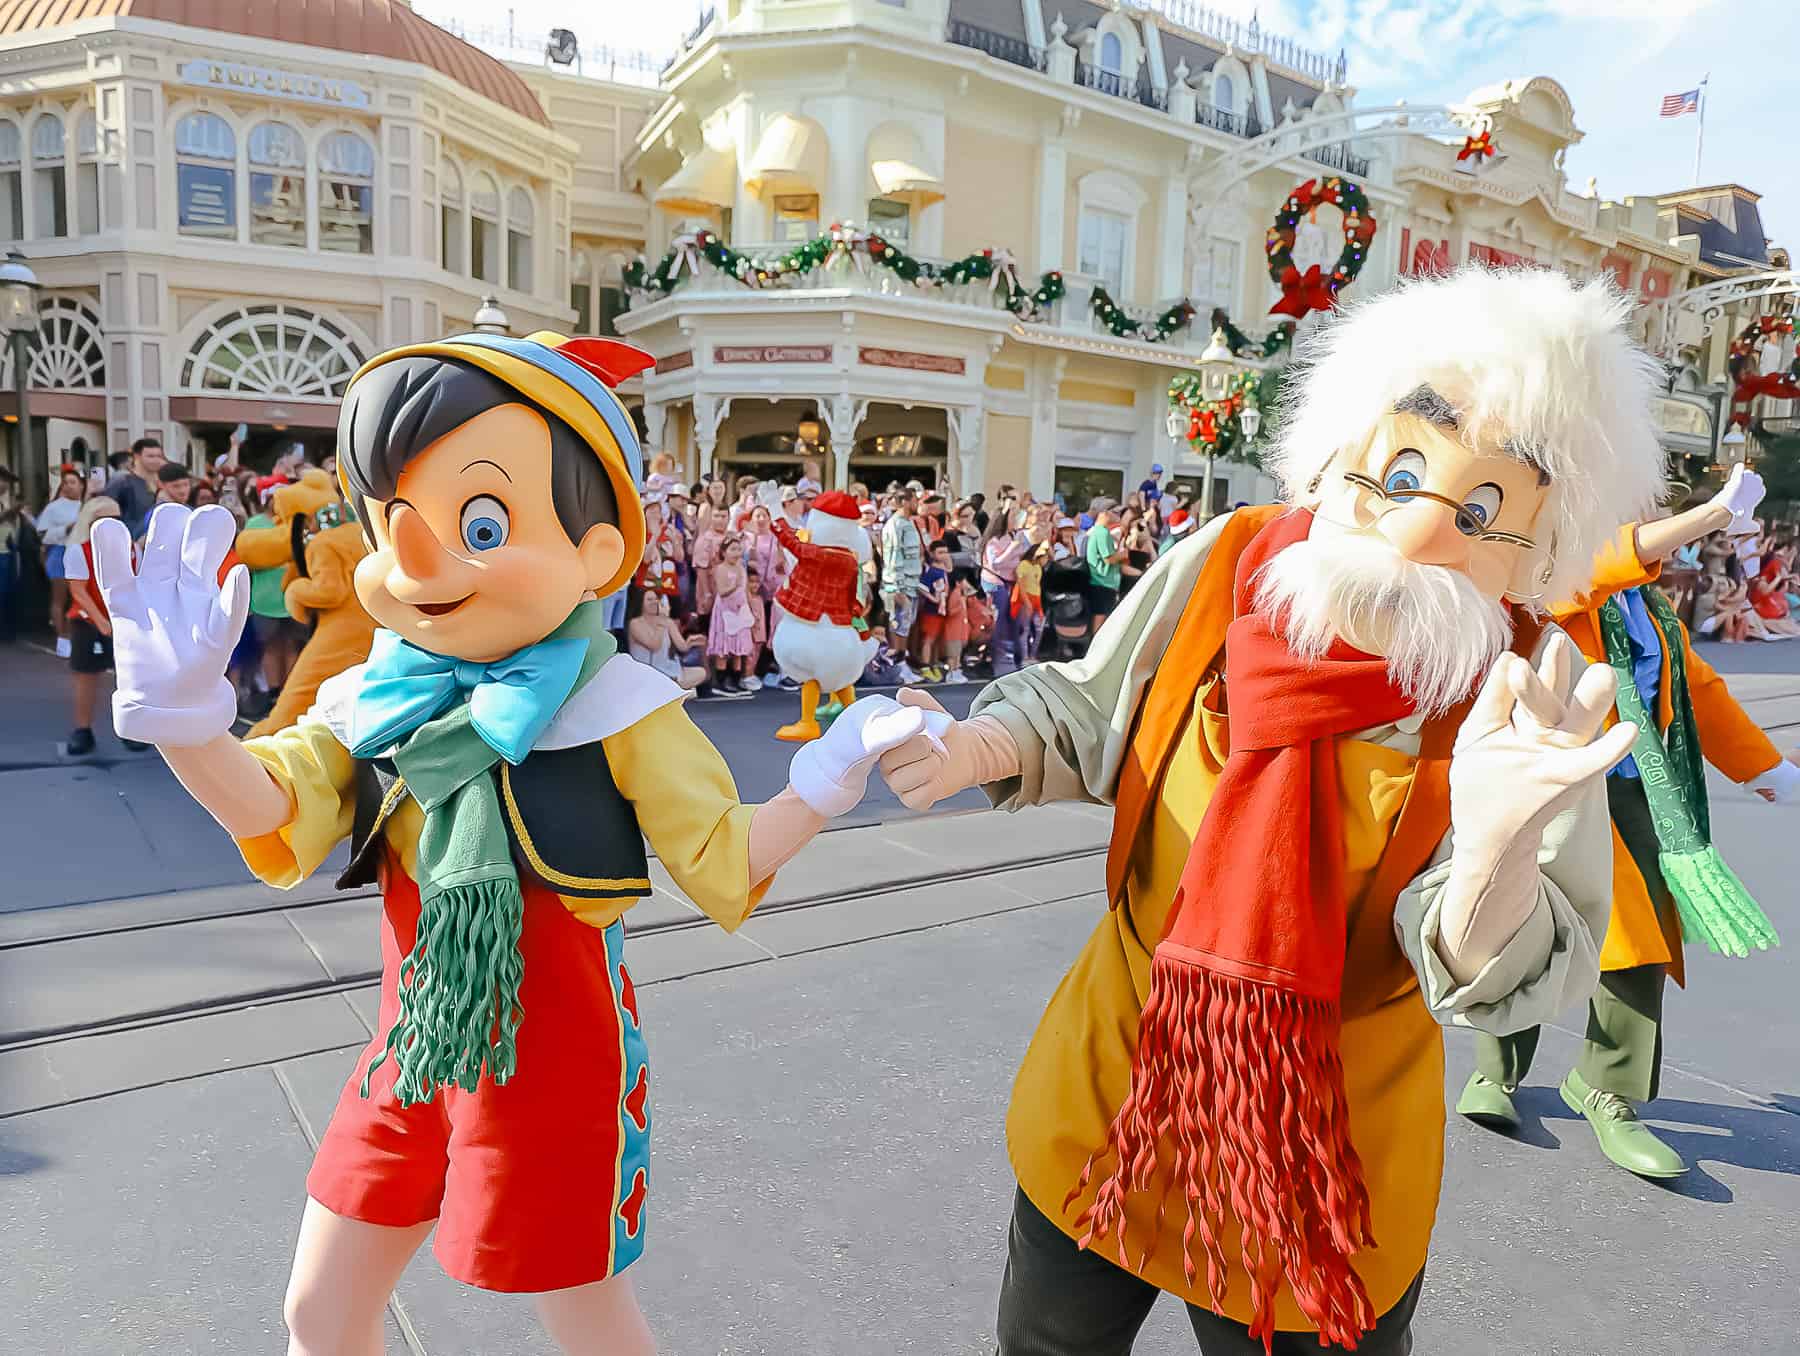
[1195,327,1237,519]
[0,250,41,507]
[472,295,511,335]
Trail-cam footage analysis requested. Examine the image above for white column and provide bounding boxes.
[947,403,985,497]
[692,393,731,480]
[1156,174,1188,300]
[822,393,863,488]
[642,399,668,457]
[1035,140,1067,275]
[1026,353,1067,499]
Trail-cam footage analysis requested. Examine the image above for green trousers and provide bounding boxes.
[1473,776,1670,1103]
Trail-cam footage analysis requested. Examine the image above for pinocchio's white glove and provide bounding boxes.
[1710,463,1766,538]
[93,503,251,747]
[787,695,943,817]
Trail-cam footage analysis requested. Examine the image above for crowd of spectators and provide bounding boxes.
[625,455,1216,699]
[1682,516,1800,644]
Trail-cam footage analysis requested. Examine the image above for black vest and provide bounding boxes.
[337,741,651,901]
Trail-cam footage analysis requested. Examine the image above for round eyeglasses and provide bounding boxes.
[1340,470,1537,548]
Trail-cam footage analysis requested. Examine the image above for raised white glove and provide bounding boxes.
[1449,634,1639,863]
[93,503,251,747]
[787,695,941,817]
[1748,756,1800,804]
[1710,463,1766,537]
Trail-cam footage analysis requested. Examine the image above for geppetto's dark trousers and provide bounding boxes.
[995,1187,1424,1356]
[1474,776,1669,1102]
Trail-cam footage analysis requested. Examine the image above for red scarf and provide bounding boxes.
[1073,509,1439,1348]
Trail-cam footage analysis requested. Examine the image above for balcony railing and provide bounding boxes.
[1074,62,1166,112]
[945,19,1045,72]
[1303,142,1370,179]
[1194,102,1263,139]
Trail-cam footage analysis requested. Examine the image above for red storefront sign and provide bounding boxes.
[656,349,693,373]
[858,346,966,375]
[1600,253,1635,291]
[714,344,832,364]
[1468,242,1535,268]
[1640,268,1673,302]
[1398,227,1450,277]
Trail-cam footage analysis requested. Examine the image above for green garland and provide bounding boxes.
[1090,287,1197,344]
[623,227,1066,320]
[1210,309,1296,359]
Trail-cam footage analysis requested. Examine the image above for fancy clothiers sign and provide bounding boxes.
[656,350,694,373]
[858,347,965,375]
[714,345,832,364]
[179,60,372,110]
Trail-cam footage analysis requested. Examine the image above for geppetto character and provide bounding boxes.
[876,267,1669,1353]
[90,332,930,1355]
[1459,463,1792,1178]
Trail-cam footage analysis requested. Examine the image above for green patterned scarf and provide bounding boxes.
[1598,587,1779,958]
[361,606,616,1105]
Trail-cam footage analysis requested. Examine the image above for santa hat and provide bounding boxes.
[1168,509,1195,535]
[811,490,861,521]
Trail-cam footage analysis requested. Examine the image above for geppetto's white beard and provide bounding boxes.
[1254,527,1512,719]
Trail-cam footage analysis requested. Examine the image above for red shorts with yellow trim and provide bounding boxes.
[307,855,651,1293]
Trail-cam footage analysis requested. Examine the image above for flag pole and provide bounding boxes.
[1693,74,1709,184]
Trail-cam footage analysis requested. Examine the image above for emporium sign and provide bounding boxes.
[859,346,965,375]
[179,59,372,111]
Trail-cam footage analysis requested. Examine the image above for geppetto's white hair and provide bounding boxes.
[1268,265,1669,607]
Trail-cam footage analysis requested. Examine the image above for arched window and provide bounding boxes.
[248,121,305,248]
[318,130,374,254]
[75,112,99,235]
[440,157,465,273]
[0,123,21,241]
[469,171,500,282]
[1214,72,1236,112]
[175,111,236,239]
[0,295,107,389]
[1099,32,1123,74]
[506,186,534,292]
[31,113,66,238]
[180,303,366,397]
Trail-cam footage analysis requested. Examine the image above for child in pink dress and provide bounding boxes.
[707,534,758,694]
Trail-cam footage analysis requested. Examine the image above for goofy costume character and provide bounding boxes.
[88,331,935,1354]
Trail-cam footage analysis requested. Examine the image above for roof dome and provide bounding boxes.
[0,0,548,126]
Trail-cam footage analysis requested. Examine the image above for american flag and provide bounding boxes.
[1661,89,1701,118]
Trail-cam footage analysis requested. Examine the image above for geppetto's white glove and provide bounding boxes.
[1449,635,1639,863]
[1710,463,1766,538]
[787,695,947,817]
[1748,757,1800,804]
[93,503,251,747]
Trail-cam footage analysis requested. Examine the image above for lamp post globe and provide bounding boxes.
[0,250,41,507]
[472,295,511,335]
[1196,327,1235,400]
[1239,403,1263,442]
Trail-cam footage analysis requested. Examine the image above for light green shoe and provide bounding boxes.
[1559,1069,1687,1179]
[1456,1072,1521,1131]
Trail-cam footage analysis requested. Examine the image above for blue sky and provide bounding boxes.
[428,0,1795,248]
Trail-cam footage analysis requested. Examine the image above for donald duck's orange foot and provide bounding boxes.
[775,720,823,743]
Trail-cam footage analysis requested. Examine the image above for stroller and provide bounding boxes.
[1039,558,1093,661]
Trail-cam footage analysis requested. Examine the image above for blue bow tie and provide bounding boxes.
[349,628,590,765]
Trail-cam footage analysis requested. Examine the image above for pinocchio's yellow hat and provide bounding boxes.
[343,331,653,598]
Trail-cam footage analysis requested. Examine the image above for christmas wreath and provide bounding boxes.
[1265,176,1376,319]
[1168,370,1263,458]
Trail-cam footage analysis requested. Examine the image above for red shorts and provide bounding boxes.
[308,856,650,1292]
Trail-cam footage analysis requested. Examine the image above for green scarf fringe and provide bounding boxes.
[1659,847,1779,959]
[1599,589,1779,959]
[362,877,527,1106]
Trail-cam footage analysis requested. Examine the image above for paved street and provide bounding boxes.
[1,642,1798,1354]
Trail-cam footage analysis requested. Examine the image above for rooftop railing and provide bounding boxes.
[418,10,668,87]
[944,18,1045,71]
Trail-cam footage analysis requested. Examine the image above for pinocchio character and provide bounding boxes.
[89,331,931,1354]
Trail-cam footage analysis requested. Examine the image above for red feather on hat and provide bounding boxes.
[556,338,657,387]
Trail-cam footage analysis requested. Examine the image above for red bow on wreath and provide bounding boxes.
[1457,131,1496,162]
[1270,263,1337,319]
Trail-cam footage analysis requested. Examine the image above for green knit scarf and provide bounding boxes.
[1598,588,1779,958]
[361,606,616,1105]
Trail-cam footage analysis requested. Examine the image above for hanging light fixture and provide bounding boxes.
[796,414,822,444]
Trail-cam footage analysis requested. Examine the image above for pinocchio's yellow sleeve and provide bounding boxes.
[235,720,358,888]
[604,700,769,931]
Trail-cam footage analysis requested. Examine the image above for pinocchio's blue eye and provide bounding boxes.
[459,495,510,552]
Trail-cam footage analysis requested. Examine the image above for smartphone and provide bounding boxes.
[87,467,105,493]
[232,422,248,443]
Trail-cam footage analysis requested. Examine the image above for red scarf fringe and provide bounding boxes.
[1070,944,1376,1349]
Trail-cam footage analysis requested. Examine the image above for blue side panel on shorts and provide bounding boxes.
[606,920,651,1273]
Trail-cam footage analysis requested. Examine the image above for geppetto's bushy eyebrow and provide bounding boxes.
[1391,385,1462,431]
[461,458,513,482]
